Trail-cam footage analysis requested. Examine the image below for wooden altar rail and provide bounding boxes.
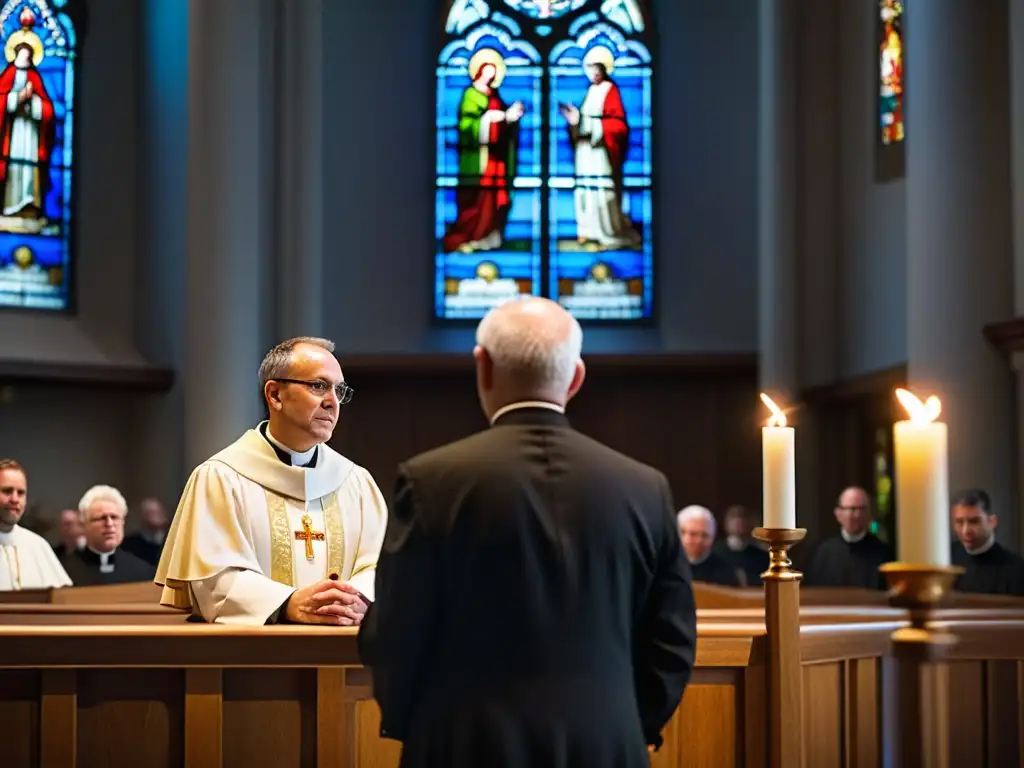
[0,609,1022,768]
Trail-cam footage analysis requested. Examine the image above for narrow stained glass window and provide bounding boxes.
[0,0,82,311]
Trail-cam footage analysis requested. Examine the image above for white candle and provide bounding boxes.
[893,389,951,566]
[760,393,796,529]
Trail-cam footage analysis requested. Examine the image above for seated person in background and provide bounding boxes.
[121,497,169,567]
[61,485,155,586]
[156,336,388,626]
[677,505,741,586]
[951,488,1024,596]
[0,459,72,591]
[52,508,85,559]
[715,504,769,586]
[806,486,893,590]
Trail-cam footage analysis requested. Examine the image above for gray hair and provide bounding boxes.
[677,505,716,538]
[258,337,336,389]
[475,302,583,396]
[78,485,128,522]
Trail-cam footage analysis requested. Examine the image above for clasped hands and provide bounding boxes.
[285,576,368,626]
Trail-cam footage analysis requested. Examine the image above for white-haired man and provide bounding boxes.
[157,337,388,626]
[0,458,71,591]
[677,505,740,587]
[360,298,696,768]
[60,484,155,586]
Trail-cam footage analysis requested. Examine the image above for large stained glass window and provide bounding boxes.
[878,0,903,146]
[436,0,654,320]
[0,0,80,311]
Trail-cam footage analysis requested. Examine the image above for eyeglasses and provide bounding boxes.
[273,379,354,405]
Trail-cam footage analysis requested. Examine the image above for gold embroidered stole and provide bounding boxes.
[264,490,345,585]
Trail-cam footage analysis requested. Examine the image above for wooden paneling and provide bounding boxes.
[0,602,1022,767]
[802,663,843,768]
[331,354,761,513]
[0,671,39,767]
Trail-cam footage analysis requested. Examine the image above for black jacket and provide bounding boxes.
[358,407,697,768]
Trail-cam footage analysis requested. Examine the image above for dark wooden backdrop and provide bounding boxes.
[329,354,762,516]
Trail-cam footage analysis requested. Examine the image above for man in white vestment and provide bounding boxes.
[0,458,72,591]
[156,337,388,626]
[559,45,641,250]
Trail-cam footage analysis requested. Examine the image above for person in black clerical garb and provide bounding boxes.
[950,488,1024,596]
[806,486,894,589]
[120,497,169,567]
[677,505,742,586]
[358,298,697,768]
[714,504,769,586]
[60,485,155,586]
[51,508,85,559]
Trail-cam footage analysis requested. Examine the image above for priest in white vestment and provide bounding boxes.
[156,337,388,626]
[0,458,72,591]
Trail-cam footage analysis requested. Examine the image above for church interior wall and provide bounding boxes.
[7,0,768,525]
[0,0,163,522]
[835,0,907,381]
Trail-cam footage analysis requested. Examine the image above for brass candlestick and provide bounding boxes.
[753,527,806,768]
[753,527,807,581]
[880,562,964,768]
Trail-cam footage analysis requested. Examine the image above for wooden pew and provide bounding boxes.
[1,607,1022,767]
[0,581,162,606]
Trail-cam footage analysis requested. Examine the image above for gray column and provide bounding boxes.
[1010,0,1024,553]
[758,0,799,400]
[905,0,1016,545]
[185,0,277,470]
[276,0,325,339]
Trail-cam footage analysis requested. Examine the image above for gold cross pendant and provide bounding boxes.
[294,514,325,561]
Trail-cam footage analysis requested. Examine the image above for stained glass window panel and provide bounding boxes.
[436,24,544,319]
[435,0,654,322]
[879,0,904,146]
[0,0,79,311]
[548,28,653,319]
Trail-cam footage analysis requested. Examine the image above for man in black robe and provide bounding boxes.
[121,497,169,567]
[714,504,769,586]
[950,488,1024,596]
[61,485,155,586]
[358,298,697,768]
[806,486,893,589]
[678,505,741,586]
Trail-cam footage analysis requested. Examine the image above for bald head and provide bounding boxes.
[834,485,872,536]
[473,298,585,419]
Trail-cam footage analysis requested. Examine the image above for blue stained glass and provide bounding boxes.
[436,0,654,321]
[547,26,653,319]
[0,0,79,311]
[503,0,588,20]
[435,22,544,319]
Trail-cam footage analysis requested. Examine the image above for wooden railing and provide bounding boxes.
[0,582,1021,766]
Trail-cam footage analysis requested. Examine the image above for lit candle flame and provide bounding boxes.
[895,388,942,425]
[759,392,787,428]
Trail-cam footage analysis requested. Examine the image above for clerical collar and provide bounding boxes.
[490,401,565,425]
[726,535,746,552]
[265,425,318,467]
[87,546,116,573]
[0,525,17,546]
[841,529,868,544]
[687,549,712,566]
[139,530,165,546]
[965,536,996,556]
